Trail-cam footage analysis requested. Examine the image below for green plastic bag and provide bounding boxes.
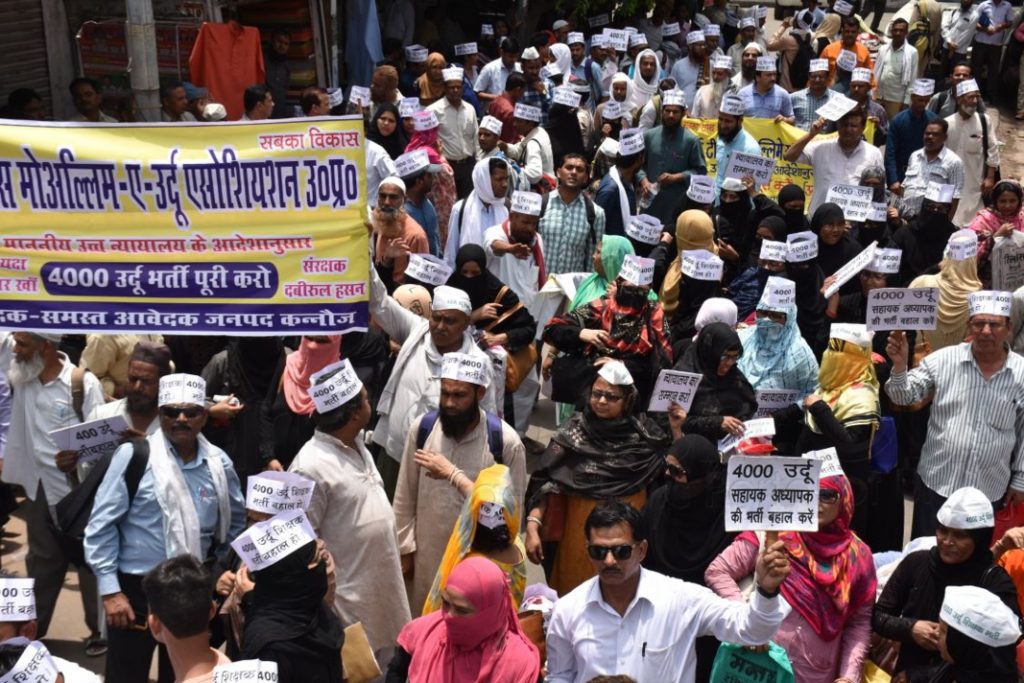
[709,641,795,683]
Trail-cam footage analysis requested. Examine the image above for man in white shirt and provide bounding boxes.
[945,78,1000,225]
[783,108,884,213]
[484,190,545,319]
[873,19,918,120]
[546,500,790,683]
[971,0,1013,100]
[428,66,479,199]
[474,38,521,102]
[942,0,979,66]
[690,55,735,119]
[499,104,553,188]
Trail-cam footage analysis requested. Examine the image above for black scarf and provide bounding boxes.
[447,244,506,313]
[812,202,862,281]
[677,322,757,419]
[367,102,408,160]
[786,259,827,354]
[224,337,284,403]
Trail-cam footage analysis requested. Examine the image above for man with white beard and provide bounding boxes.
[1,332,105,650]
[690,55,735,118]
[371,176,430,290]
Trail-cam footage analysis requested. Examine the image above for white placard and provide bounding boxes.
[826,184,873,222]
[662,21,681,36]
[648,370,702,412]
[213,660,279,683]
[395,149,430,177]
[823,241,876,298]
[349,85,371,107]
[552,87,582,108]
[867,202,888,222]
[836,49,857,72]
[760,240,788,263]
[724,151,776,187]
[0,640,59,683]
[245,471,315,515]
[455,42,478,56]
[754,389,799,418]
[992,232,1024,292]
[803,447,844,478]
[230,509,317,572]
[327,88,344,108]
[603,28,628,52]
[0,578,35,620]
[681,249,724,281]
[815,93,858,122]
[405,253,454,286]
[626,215,663,245]
[48,414,130,465]
[865,287,939,331]
[869,247,902,274]
[726,455,821,532]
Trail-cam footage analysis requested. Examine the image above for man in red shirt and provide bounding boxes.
[487,72,527,143]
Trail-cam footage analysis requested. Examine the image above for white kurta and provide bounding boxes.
[289,430,411,657]
[946,110,1000,226]
[392,409,527,614]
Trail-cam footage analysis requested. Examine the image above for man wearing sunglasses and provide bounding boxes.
[546,500,790,682]
[85,373,245,683]
[886,289,1024,538]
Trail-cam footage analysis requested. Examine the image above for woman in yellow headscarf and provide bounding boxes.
[659,209,719,318]
[417,52,448,105]
[909,230,982,351]
[421,464,527,615]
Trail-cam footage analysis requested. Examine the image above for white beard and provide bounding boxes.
[712,80,727,100]
[9,353,43,387]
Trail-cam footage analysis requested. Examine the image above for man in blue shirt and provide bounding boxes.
[739,56,795,123]
[397,150,442,256]
[595,135,645,241]
[886,78,940,190]
[715,95,763,199]
[85,373,245,683]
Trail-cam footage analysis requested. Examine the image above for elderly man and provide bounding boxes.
[885,79,940,186]
[85,373,245,682]
[372,176,430,289]
[1,332,104,646]
[499,104,553,188]
[739,56,794,123]
[784,108,884,213]
[894,121,964,217]
[637,90,706,226]
[886,290,1024,537]
[946,78,999,226]
[368,264,499,493]
[428,66,479,198]
[731,43,761,91]
[714,96,762,199]
[670,30,709,110]
[928,63,984,118]
[691,55,734,119]
[393,352,526,613]
[79,333,164,400]
[290,359,410,667]
[790,59,837,131]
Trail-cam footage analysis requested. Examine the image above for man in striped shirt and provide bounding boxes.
[885,290,1024,537]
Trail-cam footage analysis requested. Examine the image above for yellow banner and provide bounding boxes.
[0,118,368,335]
[683,117,876,201]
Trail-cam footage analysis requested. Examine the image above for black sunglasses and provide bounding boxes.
[586,543,637,561]
[160,405,204,419]
[819,489,840,504]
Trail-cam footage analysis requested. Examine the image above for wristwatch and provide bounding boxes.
[756,585,780,598]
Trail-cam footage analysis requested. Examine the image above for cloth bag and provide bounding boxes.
[340,622,381,683]
[486,286,539,392]
[709,642,794,683]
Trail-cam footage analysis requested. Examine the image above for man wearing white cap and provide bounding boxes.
[690,55,735,119]
[499,103,554,188]
[367,263,499,492]
[790,58,838,131]
[595,132,645,239]
[395,150,442,257]
[393,352,525,613]
[885,78,940,187]
[669,30,708,110]
[518,47,552,124]
[636,96,706,225]
[847,67,888,146]
[731,42,762,92]
[739,56,794,123]
[484,190,547,322]
[444,157,511,266]
[475,37,522,102]
[2,332,104,645]
[715,96,762,199]
[476,114,505,160]
[372,176,431,287]
[886,290,1024,536]
[86,373,245,681]
[428,66,479,199]
[290,360,410,666]
[945,78,1000,226]
[897,121,964,215]
[821,16,875,91]
[727,17,766,71]
[568,32,607,109]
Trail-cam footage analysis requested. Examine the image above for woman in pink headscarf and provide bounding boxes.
[406,112,458,245]
[388,556,540,683]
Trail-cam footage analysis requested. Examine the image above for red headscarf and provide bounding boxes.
[397,556,540,683]
[738,474,876,641]
[281,336,341,415]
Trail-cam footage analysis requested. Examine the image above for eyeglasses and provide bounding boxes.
[586,543,637,561]
[591,390,625,403]
[819,489,840,504]
[160,405,204,419]
[664,461,687,479]
[969,320,1006,332]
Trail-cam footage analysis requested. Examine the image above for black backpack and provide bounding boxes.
[50,438,150,567]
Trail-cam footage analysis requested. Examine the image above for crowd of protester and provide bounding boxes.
[8,0,1024,681]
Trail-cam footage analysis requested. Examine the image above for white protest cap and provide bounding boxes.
[398,97,422,117]
[756,56,776,72]
[0,578,36,620]
[619,254,656,286]
[213,659,280,682]
[442,66,465,82]
[432,285,472,315]
[809,58,829,73]
[786,231,819,262]
[441,352,490,387]
[32,332,62,344]
[405,45,428,62]
[868,247,902,274]
[513,103,542,122]
[662,89,686,108]
[941,586,1022,648]
[602,100,623,120]
[851,67,872,84]
[413,110,439,131]
[479,115,504,137]
[478,501,507,530]
[395,149,441,178]
[540,64,561,80]
[704,24,722,37]
[968,290,1013,318]
[937,486,995,529]
[830,323,872,348]
[0,639,60,683]
[946,228,978,261]
[597,359,634,386]
[759,275,796,310]
[720,95,746,116]
[662,22,681,37]
[743,42,765,56]
[619,132,645,156]
[552,19,569,30]
[629,32,649,47]
[956,78,980,98]
[379,175,406,193]
[721,177,745,192]
[521,46,541,61]
[308,358,363,413]
[552,86,582,108]
[510,190,543,216]
[739,16,757,29]
[911,78,935,97]
[481,24,494,36]
[598,137,619,157]
[925,182,956,204]
[567,31,585,45]
[686,30,706,45]
[834,0,854,15]
[202,103,227,121]
[759,240,789,263]
[623,26,639,35]
[455,42,478,56]
[158,373,206,407]
[687,175,716,204]
[245,471,315,514]
[712,55,733,71]
[590,34,607,48]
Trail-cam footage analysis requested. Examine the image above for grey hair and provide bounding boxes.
[860,166,886,184]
